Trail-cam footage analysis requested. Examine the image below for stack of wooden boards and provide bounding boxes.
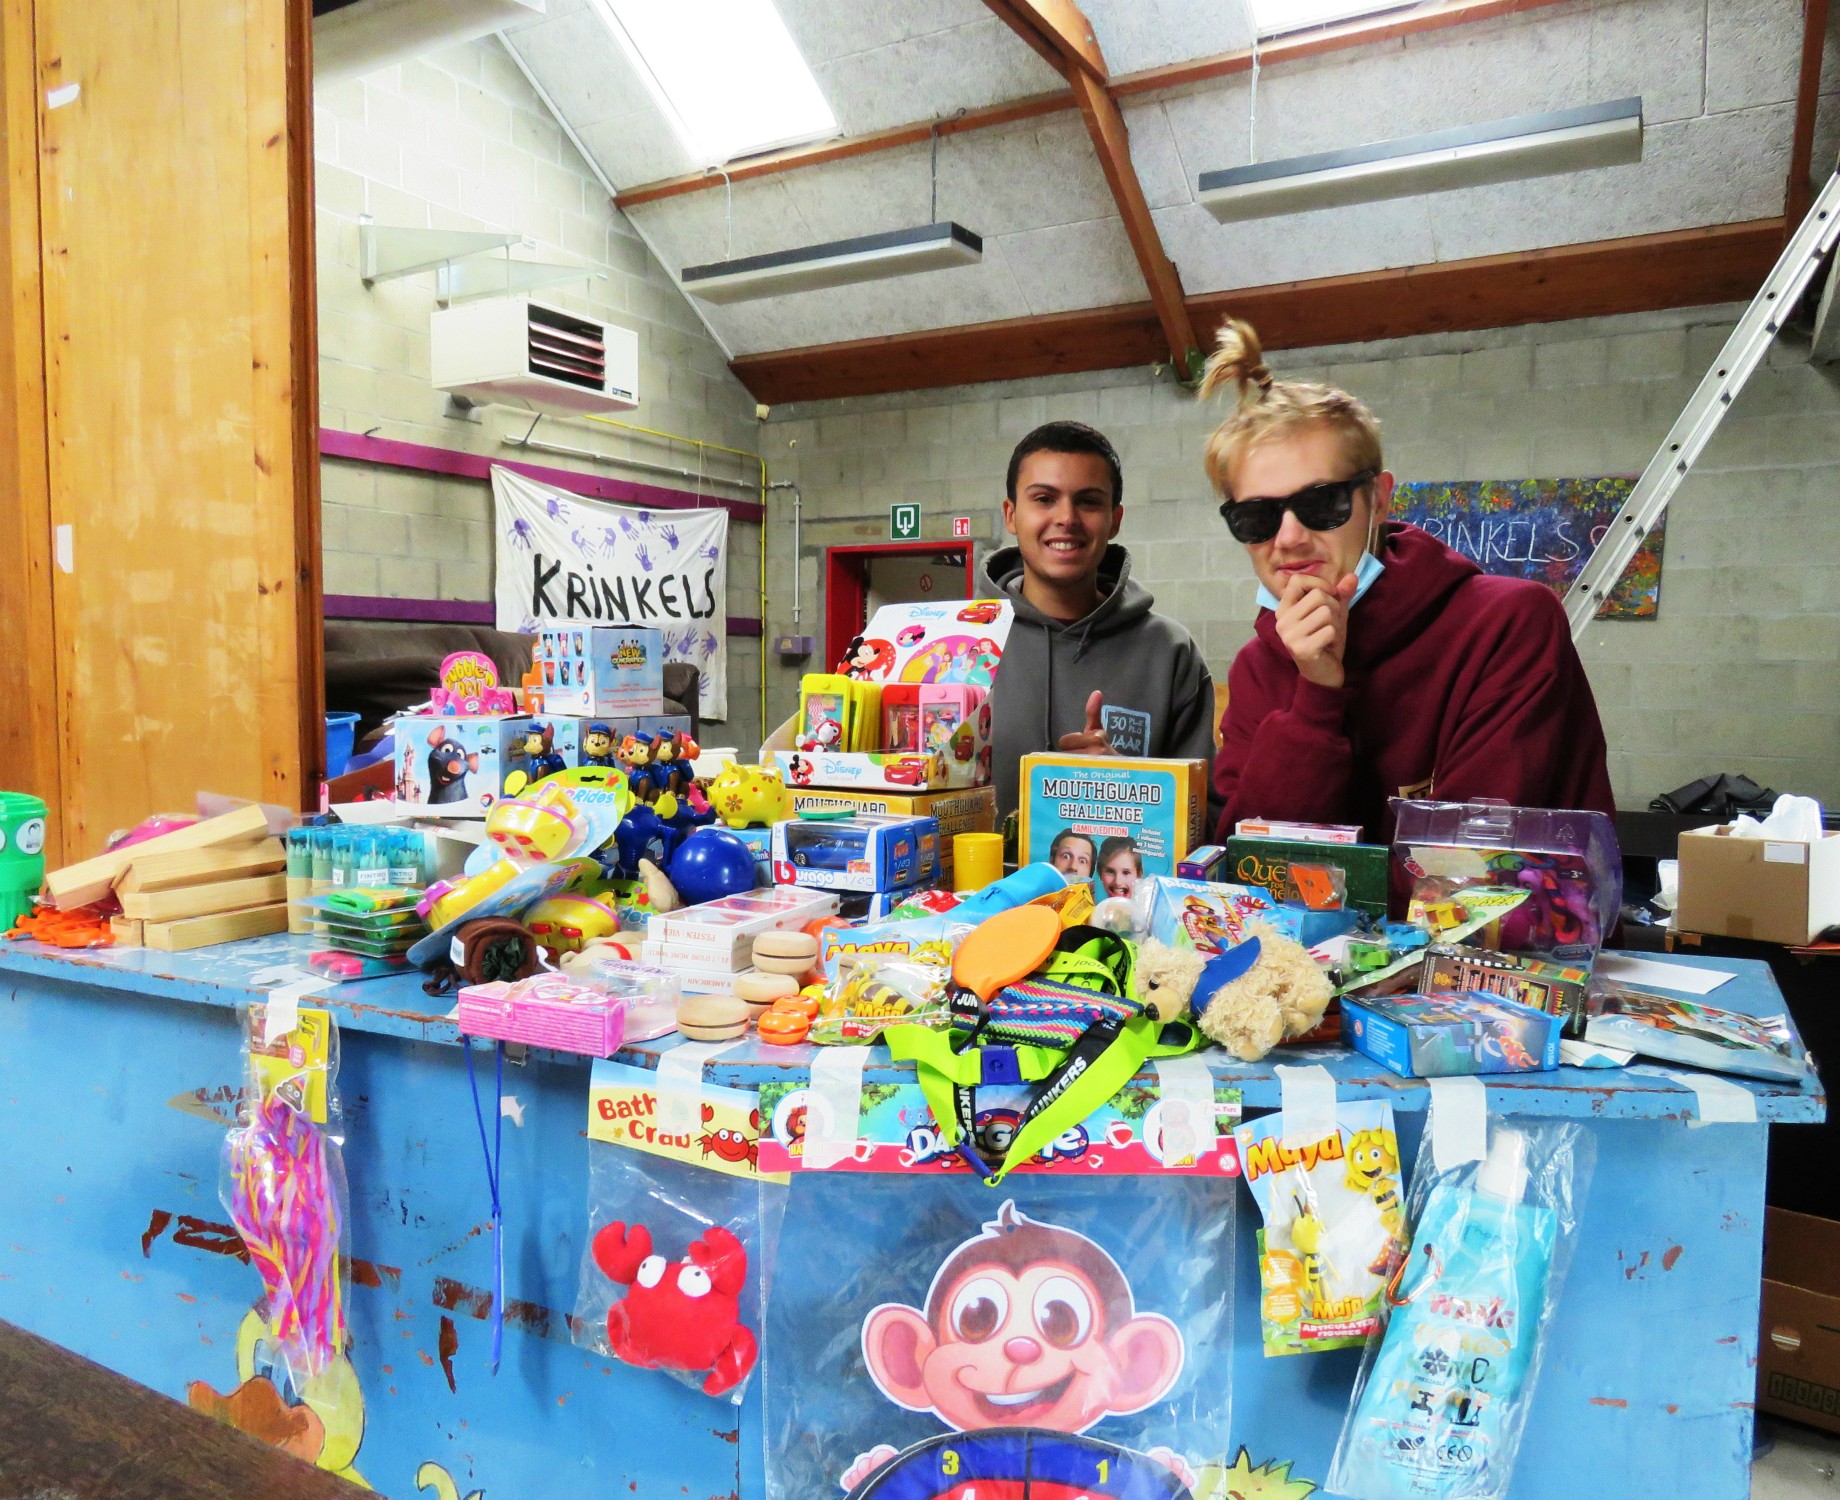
[46,806,289,952]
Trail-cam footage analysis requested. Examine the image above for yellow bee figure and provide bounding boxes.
[1289,1198,1327,1313]
[1344,1127,1403,1237]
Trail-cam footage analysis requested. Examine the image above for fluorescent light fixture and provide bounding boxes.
[590,0,836,166]
[680,223,983,304]
[1244,0,1417,37]
[1199,98,1643,223]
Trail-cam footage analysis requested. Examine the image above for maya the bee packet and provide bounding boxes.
[1234,1099,1405,1356]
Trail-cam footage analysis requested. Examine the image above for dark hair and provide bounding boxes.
[1097,836,1142,873]
[1049,829,1098,861]
[1006,422,1123,506]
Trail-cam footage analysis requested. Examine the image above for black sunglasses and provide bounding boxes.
[1218,470,1377,545]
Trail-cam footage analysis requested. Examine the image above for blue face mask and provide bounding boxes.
[1256,548,1386,612]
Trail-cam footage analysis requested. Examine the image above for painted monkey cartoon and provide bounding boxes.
[425,727,479,805]
[860,1200,1184,1436]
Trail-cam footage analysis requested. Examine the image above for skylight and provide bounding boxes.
[1244,0,1418,38]
[590,0,837,167]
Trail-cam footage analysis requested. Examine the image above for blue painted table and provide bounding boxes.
[0,938,1823,1500]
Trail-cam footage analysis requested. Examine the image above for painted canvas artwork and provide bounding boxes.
[1393,477,1665,619]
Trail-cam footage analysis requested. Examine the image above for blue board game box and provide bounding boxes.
[1341,989,1563,1077]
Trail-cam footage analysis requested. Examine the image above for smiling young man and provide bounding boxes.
[1199,320,1614,843]
[981,421,1217,822]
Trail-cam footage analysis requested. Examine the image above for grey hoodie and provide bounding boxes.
[982,543,1219,823]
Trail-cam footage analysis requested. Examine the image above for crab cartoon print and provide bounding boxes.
[697,1101,759,1170]
[592,1221,758,1397]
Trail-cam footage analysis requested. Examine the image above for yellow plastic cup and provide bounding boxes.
[952,832,1005,892]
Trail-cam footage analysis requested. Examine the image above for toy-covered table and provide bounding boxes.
[0,938,1822,1499]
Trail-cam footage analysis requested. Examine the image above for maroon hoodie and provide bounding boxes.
[1212,522,1615,844]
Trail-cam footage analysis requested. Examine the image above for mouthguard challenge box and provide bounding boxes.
[1018,753,1209,897]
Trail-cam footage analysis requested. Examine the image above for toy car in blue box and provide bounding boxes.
[771,813,939,893]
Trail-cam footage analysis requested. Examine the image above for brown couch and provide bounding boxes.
[325,621,700,743]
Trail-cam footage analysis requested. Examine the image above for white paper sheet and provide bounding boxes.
[1595,953,1735,995]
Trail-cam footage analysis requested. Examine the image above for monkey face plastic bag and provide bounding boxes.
[761,1173,1234,1500]
[1234,1099,1406,1357]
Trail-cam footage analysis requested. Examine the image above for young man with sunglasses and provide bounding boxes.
[1198,321,1613,843]
[982,421,1219,824]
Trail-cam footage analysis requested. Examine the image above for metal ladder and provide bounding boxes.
[1563,166,1840,638]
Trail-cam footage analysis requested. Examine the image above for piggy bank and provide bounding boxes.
[708,763,792,829]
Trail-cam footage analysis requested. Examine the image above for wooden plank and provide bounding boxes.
[117,837,286,893]
[45,804,272,908]
[107,915,144,946]
[1784,0,1833,227]
[120,872,289,922]
[34,0,319,853]
[1067,66,1199,367]
[0,0,61,865]
[612,0,1574,209]
[143,901,289,953]
[985,0,1107,80]
[612,92,1073,209]
[731,220,1786,403]
[0,1315,369,1498]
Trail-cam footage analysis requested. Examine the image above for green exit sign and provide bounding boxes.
[890,502,920,541]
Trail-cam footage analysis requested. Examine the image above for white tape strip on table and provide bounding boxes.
[653,1039,749,1139]
[1153,1056,1216,1169]
[1427,1075,1490,1173]
[1653,1067,1759,1126]
[1274,1063,1337,1147]
[256,971,327,1045]
[804,1047,871,1170]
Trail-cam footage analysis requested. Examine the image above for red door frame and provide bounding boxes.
[823,541,976,673]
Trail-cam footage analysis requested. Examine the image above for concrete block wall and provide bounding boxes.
[313,39,765,739]
[762,304,1840,809]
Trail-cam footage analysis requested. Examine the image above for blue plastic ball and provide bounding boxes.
[668,827,758,907]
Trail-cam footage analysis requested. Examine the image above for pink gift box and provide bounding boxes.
[457,973,625,1057]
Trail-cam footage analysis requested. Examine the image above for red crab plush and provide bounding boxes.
[592,1221,758,1397]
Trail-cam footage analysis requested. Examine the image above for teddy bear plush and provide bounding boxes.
[1193,924,1333,1063]
[1131,939,1207,1022]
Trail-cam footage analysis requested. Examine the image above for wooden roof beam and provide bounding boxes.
[984,0,1200,371]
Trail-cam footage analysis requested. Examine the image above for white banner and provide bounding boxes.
[492,466,729,720]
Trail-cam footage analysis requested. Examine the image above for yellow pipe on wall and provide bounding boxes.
[581,413,769,743]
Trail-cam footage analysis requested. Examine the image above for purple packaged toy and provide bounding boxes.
[1391,800,1622,965]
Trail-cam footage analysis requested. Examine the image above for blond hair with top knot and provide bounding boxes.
[1198,318,1384,503]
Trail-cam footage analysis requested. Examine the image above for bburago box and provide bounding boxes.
[393,713,541,814]
[1019,753,1208,901]
[775,749,948,794]
[1225,835,1391,919]
[790,786,995,882]
[756,1077,1242,1175]
[772,814,939,893]
[535,625,665,718]
[1419,943,1592,1035]
[1341,990,1562,1077]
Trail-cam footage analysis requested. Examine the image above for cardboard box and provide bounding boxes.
[1420,943,1592,1034]
[1224,835,1391,919]
[1676,825,1840,946]
[775,749,949,793]
[1341,990,1563,1077]
[1760,1207,1840,1434]
[1019,753,1209,901]
[771,814,939,893]
[790,786,996,881]
[393,713,540,815]
[647,886,838,973]
[535,625,665,718]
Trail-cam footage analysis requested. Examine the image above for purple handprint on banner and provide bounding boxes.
[659,523,679,550]
[699,541,720,563]
[602,527,620,549]
[618,514,636,536]
[508,518,535,550]
[635,545,653,572]
[546,496,565,521]
[571,527,598,557]
[702,631,719,658]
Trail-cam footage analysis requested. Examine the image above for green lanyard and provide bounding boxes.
[887,1014,1205,1185]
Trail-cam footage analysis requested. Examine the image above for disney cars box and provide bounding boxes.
[771,814,939,893]
[774,749,948,794]
[1018,753,1209,900]
[1341,990,1562,1078]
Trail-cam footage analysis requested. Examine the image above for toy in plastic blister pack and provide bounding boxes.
[221,1004,351,1394]
[1391,801,1622,965]
[761,1172,1235,1500]
[1329,1113,1592,1500]
[573,1136,784,1403]
[1235,1100,1406,1357]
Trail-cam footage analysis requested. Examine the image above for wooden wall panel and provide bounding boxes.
[33,0,321,851]
[0,0,62,862]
